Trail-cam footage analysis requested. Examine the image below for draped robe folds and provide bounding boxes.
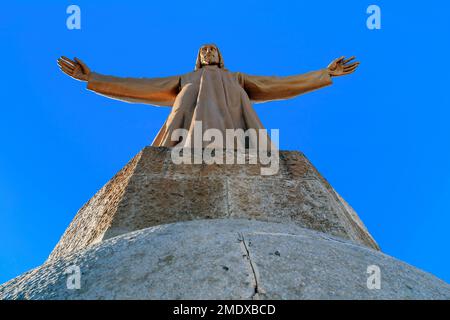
[87,65,332,149]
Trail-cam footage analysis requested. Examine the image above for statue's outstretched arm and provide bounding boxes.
[238,69,332,103]
[238,56,359,103]
[57,56,181,107]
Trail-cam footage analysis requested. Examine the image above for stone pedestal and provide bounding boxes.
[1,146,449,300]
[2,220,450,300]
[48,147,378,261]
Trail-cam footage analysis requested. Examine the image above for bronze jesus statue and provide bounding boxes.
[57,44,359,148]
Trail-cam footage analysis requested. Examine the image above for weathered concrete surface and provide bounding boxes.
[1,219,449,300]
[48,147,378,260]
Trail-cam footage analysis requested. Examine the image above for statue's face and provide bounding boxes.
[199,45,220,66]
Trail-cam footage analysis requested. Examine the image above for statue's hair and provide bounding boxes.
[195,44,225,70]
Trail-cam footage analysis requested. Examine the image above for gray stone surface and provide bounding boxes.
[2,219,449,300]
[48,147,378,261]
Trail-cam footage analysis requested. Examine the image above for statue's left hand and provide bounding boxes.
[327,56,360,77]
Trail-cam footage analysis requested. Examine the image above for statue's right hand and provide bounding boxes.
[57,56,91,81]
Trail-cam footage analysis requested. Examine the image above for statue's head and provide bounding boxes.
[195,44,225,70]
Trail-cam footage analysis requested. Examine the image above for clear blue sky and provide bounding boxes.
[1,1,449,285]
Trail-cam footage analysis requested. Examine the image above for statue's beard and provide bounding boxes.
[201,58,219,66]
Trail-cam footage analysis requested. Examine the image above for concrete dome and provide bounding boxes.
[1,219,449,300]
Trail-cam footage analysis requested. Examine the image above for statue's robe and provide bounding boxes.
[87,65,332,148]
